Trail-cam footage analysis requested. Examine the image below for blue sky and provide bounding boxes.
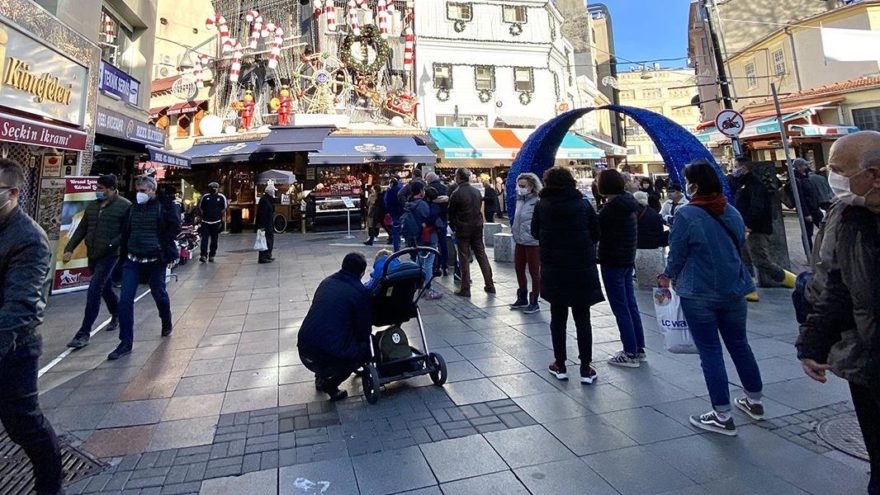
[593,0,693,70]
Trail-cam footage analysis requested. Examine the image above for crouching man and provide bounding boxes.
[297,253,372,401]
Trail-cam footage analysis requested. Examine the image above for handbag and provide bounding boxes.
[254,229,268,251]
[383,213,393,227]
[653,287,698,354]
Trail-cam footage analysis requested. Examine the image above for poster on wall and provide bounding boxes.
[52,176,98,294]
[37,177,66,240]
[41,155,63,177]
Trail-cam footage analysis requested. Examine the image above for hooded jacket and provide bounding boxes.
[512,192,539,246]
[598,193,640,267]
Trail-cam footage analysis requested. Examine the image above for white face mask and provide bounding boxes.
[0,188,12,212]
[828,170,868,207]
[136,192,150,205]
[516,187,530,196]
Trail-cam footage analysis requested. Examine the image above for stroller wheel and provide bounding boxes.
[362,365,381,404]
[428,353,447,386]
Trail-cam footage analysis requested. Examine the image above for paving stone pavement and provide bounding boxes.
[17,230,871,494]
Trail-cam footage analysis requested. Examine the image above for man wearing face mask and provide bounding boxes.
[797,130,880,495]
[64,174,131,349]
[198,182,226,263]
[256,183,276,264]
[0,159,65,495]
[110,175,181,360]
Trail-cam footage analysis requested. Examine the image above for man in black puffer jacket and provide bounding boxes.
[596,169,646,368]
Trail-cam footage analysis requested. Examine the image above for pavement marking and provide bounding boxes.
[38,288,151,378]
[328,243,370,247]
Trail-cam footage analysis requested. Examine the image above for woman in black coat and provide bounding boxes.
[482,180,499,222]
[531,166,604,383]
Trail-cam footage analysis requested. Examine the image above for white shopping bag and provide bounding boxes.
[653,287,698,354]
[254,229,268,251]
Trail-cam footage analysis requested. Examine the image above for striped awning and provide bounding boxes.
[789,124,860,137]
[429,127,604,160]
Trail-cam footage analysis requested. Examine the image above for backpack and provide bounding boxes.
[400,202,423,240]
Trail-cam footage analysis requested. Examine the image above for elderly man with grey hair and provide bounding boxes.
[111,175,181,360]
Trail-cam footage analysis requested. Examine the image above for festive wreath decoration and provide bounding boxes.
[436,88,450,102]
[519,92,532,105]
[340,24,390,74]
[453,20,467,33]
[478,90,493,103]
[509,23,523,37]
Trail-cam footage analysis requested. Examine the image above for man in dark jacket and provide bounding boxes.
[298,253,371,401]
[0,159,64,495]
[198,181,226,263]
[733,161,796,301]
[401,182,430,248]
[397,167,425,204]
[796,131,880,495]
[448,168,495,297]
[426,172,450,274]
[64,174,131,349]
[792,161,824,248]
[384,178,404,251]
[256,184,276,264]
[111,175,181,360]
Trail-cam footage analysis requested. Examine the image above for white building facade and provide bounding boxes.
[414,0,579,129]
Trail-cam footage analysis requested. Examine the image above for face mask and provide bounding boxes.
[136,192,150,204]
[95,191,107,201]
[0,188,11,212]
[685,183,698,197]
[516,187,530,196]
[209,188,218,194]
[828,170,867,207]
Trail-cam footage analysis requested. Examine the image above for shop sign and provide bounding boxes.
[98,61,140,106]
[41,154,63,177]
[51,176,99,294]
[96,107,165,147]
[0,111,87,150]
[0,21,88,126]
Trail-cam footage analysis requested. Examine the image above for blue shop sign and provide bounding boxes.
[99,61,140,106]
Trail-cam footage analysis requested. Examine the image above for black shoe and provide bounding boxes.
[510,289,528,310]
[690,410,737,436]
[108,343,132,360]
[208,257,215,263]
[258,259,272,264]
[328,389,348,402]
[580,364,598,384]
[199,256,207,263]
[315,377,328,392]
[548,361,568,380]
[363,239,374,246]
[161,324,173,337]
[66,335,89,349]
[734,397,765,420]
[442,268,449,277]
[385,238,393,245]
[106,315,119,332]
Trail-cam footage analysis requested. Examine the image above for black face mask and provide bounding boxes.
[209,188,218,194]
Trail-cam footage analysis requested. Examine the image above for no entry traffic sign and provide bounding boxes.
[715,109,745,138]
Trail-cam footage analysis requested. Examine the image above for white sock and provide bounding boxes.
[747,397,763,405]
[716,411,731,422]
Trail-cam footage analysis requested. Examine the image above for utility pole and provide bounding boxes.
[702,0,743,158]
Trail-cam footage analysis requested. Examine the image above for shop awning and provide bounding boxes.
[149,101,206,119]
[257,169,296,184]
[182,140,264,165]
[259,126,335,153]
[146,146,191,169]
[789,124,860,137]
[495,115,547,128]
[0,111,87,151]
[308,136,436,165]
[575,133,628,157]
[429,127,604,160]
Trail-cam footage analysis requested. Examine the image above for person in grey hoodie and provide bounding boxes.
[510,173,542,313]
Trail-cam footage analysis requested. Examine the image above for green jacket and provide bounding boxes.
[65,194,131,262]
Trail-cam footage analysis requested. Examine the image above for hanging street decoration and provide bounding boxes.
[437,88,450,102]
[453,20,466,33]
[519,91,532,105]
[509,23,523,36]
[340,24,391,75]
[479,90,493,103]
[205,13,232,53]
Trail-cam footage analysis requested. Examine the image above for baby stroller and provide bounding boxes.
[362,247,447,404]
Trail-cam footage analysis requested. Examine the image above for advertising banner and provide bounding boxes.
[99,61,140,106]
[52,176,98,294]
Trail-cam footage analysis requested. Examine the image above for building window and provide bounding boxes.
[436,114,487,127]
[475,66,495,91]
[619,90,635,100]
[447,2,472,21]
[627,145,640,155]
[772,49,786,76]
[642,88,662,99]
[514,67,533,92]
[502,5,527,23]
[176,115,191,138]
[853,106,880,131]
[100,6,135,75]
[745,62,758,89]
[433,64,452,89]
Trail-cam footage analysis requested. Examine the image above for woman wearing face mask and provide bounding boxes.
[509,173,542,313]
[659,160,763,437]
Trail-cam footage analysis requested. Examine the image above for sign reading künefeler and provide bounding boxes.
[0,21,88,126]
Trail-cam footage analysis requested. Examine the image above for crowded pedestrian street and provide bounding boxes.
[18,230,867,495]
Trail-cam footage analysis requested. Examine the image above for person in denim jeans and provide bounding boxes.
[384,178,404,252]
[660,160,763,437]
[596,169,646,368]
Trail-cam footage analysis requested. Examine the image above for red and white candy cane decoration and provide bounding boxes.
[313,0,323,17]
[245,10,264,50]
[229,40,243,83]
[324,0,336,32]
[268,27,284,70]
[377,0,389,39]
[356,0,368,9]
[193,54,210,88]
[102,12,116,43]
[206,14,232,53]
[403,27,414,71]
[347,0,360,35]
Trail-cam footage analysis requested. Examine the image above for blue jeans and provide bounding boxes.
[680,296,763,412]
[391,216,402,252]
[119,259,171,345]
[418,233,437,289]
[75,255,119,337]
[601,266,645,355]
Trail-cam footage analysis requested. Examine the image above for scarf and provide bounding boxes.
[688,192,727,217]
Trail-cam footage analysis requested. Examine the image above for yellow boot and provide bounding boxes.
[782,270,797,289]
[746,291,760,302]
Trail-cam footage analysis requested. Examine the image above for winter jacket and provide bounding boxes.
[0,207,51,358]
[636,205,666,249]
[384,183,404,218]
[795,171,823,220]
[511,192,539,246]
[659,197,689,225]
[397,178,424,204]
[663,204,755,302]
[808,172,834,206]
[368,191,387,226]
[428,179,449,222]
[401,198,430,244]
[297,270,372,363]
[448,182,484,232]
[256,193,275,231]
[123,197,181,264]
[65,194,132,263]
[483,186,499,215]
[530,187,604,307]
[734,172,774,235]
[199,192,227,224]
[597,193,639,268]
[797,204,880,385]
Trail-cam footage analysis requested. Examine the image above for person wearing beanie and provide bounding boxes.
[257,183,276,263]
[198,181,227,262]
